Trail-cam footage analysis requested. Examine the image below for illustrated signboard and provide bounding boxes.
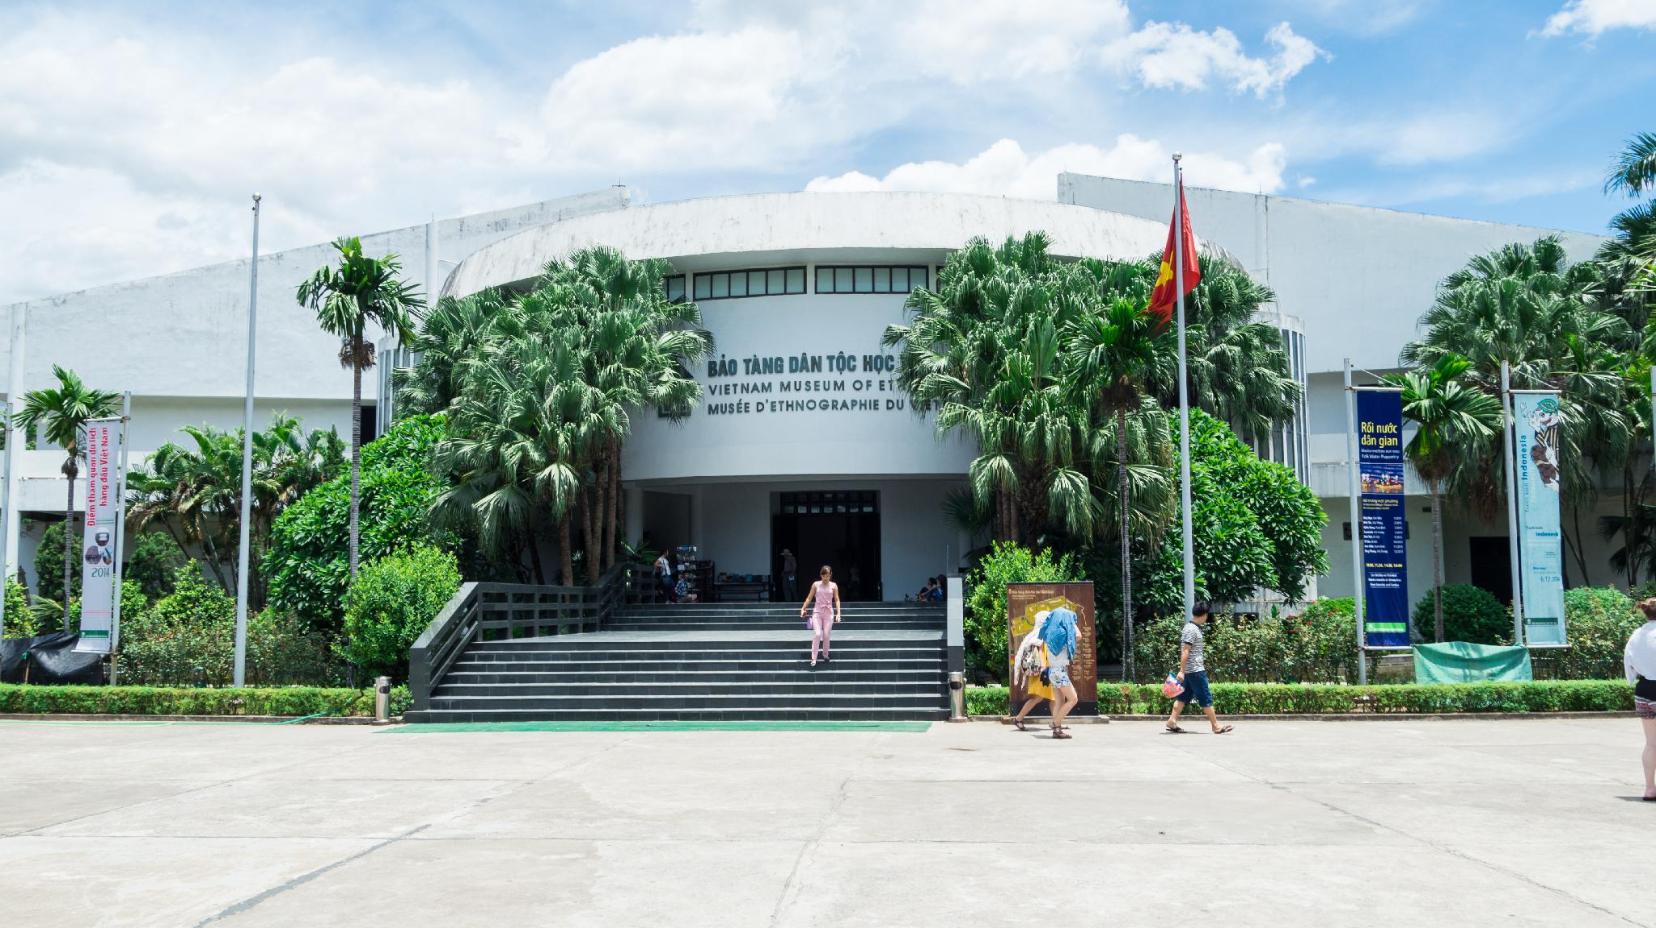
[1514,393,1567,646]
[1356,390,1410,648]
[74,418,120,654]
[1005,582,1097,716]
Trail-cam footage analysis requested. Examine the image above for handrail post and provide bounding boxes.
[946,576,965,677]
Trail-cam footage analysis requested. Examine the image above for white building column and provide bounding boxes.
[3,305,25,585]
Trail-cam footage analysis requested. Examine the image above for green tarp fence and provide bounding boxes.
[1412,642,1534,683]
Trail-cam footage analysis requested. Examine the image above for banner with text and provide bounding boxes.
[1357,390,1410,648]
[1514,393,1567,646]
[74,418,120,654]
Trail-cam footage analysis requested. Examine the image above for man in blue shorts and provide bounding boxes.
[1166,602,1233,735]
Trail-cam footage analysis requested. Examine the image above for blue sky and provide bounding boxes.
[1,0,1653,301]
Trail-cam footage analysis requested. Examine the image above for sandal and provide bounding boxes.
[1164,723,1187,734]
[1213,725,1234,735]
[1051,729,1072,739]
[1012,718,1029,731]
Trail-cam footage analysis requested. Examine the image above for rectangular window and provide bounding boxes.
[814,265,932,295]
[729,272,748,297]
[663,275,686,303]
[767,269,785,294]
[691,266,808,300]
[711,273,729,298]
[786,268,805,293]
[694,275,711,300]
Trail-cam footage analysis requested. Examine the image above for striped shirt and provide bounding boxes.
[1181,622,1206,673]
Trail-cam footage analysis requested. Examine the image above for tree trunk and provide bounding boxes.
[558,513,574,586]
[1431,481,1444,643]
[1117,408,1133,683]
[348,337,363,583]
[1624,466,1638,588]
[526,523,546,585]
[606,438,620,570]
[63,463,75,629]
[582,483,601,586]
[1568,503,1591,587]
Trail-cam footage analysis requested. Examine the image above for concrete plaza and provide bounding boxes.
[0,716,1650,927]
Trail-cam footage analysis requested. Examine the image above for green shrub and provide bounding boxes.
[32,521,80,604]
[123,532,189,600]
[1412,584,1509,644]
[965,679,1632,716]
[247,608,341,687]
[1547,587,1644,680]
[339,545,462,679]
[1131,598,1360,684]
[116,570,233,685]
[0,683,409,717]
[3,579,32,638]
[265,414,457,632]
[964,542,1080,683]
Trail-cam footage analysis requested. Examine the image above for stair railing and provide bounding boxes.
[408,566,627,714]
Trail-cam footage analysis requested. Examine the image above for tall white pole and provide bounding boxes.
[234,194,261,688]
[3,306,25,604]
[1501,360,1524,646]
[1173,155,1197,620]
[1344,359,1367,685]
[109,390,131,683]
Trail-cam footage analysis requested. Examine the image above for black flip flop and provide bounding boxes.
[1213,725,1234,735]
[1164,724,1187,734]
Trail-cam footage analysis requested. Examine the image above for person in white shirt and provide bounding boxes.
[1625,598,1656,801]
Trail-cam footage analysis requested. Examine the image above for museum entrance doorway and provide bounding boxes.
[772,490,882,601]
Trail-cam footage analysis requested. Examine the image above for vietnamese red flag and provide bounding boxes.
[1147,178,1200,328]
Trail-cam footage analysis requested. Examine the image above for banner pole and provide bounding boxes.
[1173,154,1196,624]
[1345,358,1366,684]
[1501,361,1524,646]
[109,391,131,684]
[234,194,261,688]
[0,306,25,639]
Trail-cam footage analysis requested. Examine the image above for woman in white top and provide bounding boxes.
[1626,598,1656,801]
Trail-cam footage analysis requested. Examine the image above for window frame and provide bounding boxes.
[813,264,931,294]
[689,265,808,301]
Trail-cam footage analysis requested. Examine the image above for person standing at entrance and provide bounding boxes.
[1166,602,1233,735]
[780,548,798,601]
[1042,606,1080,739]
[1625,598,1656,800]
[654,548,675,603]
[800,565,841,667]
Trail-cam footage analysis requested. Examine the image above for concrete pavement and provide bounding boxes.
[0,717,1651,927]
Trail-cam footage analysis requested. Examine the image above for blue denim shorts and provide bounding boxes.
[1178,671,1213,708]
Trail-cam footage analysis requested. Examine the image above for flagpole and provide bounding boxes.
[234,194,260,688]
[1173,154,1196,621]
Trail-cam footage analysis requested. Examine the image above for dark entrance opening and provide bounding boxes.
[1468,536,1513,605]
[773,491,882,602]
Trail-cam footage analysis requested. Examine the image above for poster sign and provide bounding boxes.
[74,418,120,654]
[1006,582,1097,715]
[1514,393,1566,646]
[1357,391,1410,648]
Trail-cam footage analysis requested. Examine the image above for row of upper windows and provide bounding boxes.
[662,265,932,302]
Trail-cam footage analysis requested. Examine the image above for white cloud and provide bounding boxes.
[1539,0,1656,37]
[806,137,1288,198]
[1102,21,1328,96]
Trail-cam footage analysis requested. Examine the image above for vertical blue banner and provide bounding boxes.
[1357,391,1410,648]
[1513,393,1566,646]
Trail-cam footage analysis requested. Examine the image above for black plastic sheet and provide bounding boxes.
[0,633,105,684]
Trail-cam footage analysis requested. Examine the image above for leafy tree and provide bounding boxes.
[122,532,189,601]
[265,414,456,632]
[3,580,31,638]
[962,541,1080,682]
[339,545,462,678]
[297,236,425,583]
[395,290,510,417]
[32,521,80,604]
[1386,354,1502,641]
[15,365,120,629]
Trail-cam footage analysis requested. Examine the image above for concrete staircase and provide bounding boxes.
[406,601,948,723]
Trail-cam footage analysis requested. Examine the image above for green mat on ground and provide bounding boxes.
[383,720,933,733]
[1413,642,1534,683]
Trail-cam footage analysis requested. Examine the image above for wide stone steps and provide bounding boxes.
[408,601,949,723]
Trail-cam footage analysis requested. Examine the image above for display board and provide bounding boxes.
[1005,582,1097,716]
[1513,393,1567,646]
[1356,390,1410,648]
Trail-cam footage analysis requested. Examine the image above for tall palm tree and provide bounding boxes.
[297,236,425,581]
[395,289,508,417]
[1385,354,1502,641]
[15,365,120,628]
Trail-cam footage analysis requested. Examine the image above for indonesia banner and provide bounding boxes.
[1356,390,1410,648]
[1514,393,1566,646]
[74,418,120,654]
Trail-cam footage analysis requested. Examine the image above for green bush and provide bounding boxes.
[1131,597,1360,684]
[964,542,1080,683]
[265,414,457,632]
[32,520,80,604]
[1412,584,1509,644]
[3,579,32,638]
[0,683,410,717]
[248,608,342,687]
[1547,587,1645,680]
[339,545,462,678]
[116,570,233,685]
[123,532,189,600]
[965,679,1633,716]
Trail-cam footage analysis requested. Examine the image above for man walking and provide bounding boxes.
[1166,602,1232,735]
[780,548,798,601]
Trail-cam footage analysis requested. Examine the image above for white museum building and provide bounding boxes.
[0,179,1611,605]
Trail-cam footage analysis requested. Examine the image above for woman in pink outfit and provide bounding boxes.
[800,565,841,667]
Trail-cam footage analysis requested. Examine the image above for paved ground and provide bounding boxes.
[0,716,1651,927]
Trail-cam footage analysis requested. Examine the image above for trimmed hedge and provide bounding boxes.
[967,679,1633,716]
[0,684,412,718]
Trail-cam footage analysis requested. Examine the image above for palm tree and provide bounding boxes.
[297,236,425,581]
[1178,253,1303,444]
[395,289,508,417]
[15,365,120,628]
[1385,354,1501,642]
